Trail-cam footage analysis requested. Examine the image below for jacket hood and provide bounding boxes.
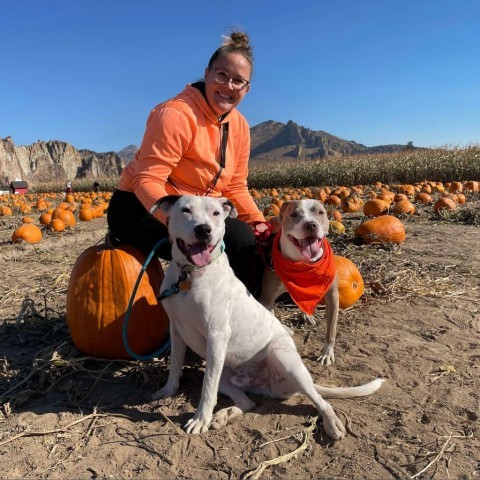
[181,83,233,125]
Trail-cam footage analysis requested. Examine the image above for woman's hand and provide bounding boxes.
[252,217,280,244]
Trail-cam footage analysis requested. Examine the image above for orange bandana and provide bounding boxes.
[271,231,336,315]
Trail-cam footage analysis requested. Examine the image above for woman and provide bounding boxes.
[107,31,270,294]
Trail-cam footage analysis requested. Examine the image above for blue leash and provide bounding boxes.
[122,238,171,361]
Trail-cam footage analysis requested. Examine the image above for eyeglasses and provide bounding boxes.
[210,67,250,91]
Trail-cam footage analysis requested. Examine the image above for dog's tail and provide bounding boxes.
[314,378,385,399]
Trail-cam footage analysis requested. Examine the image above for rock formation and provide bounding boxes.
[0,137,125,186]
[250,120,410,162]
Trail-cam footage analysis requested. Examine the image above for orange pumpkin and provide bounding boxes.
[0,206,13,216]
[363,199,389,217]
[448,181,463,193]
[321,256,364,309]
[335,256,364,309]
[66,243,169,359]
[328,209,343,222]
[52,208,76,227]
[355,215,406,244]
[393,193,408,203]
[79,207,93,221]
[341,194,364,213]
[391,199,415,215]
[414,192,432,204]
[421,184,432,194]
[324,195,342,207]
[397,184,415,197]
[12,224,43,244]
[50,218,66,232]
[464,181,479,192]
[39,213,52,225]
[434,196,456,213]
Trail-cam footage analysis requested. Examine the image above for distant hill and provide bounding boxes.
[117,144,137,164]
[250,120,412,162]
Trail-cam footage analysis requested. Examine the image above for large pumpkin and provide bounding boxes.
[12,224,43,244]
[66,243,169,359]
[334,255,364,309]
[363,199,389,217]
[321,256,364,309]
[341,194,363,213]
[355,215,406,245]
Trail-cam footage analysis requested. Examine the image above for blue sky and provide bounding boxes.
[1,0,479,152]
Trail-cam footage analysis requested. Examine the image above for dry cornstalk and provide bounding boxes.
[243,416,317,480]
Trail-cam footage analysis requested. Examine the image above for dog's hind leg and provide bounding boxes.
[210,368,256,430]
[267,337,346,440]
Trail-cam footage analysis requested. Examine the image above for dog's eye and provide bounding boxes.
[181,208,191,214]
[212,210,220,216]
[290,213,297,218]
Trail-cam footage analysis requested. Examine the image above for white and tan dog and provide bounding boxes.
[260,199,339,365]
[151,195,383,441]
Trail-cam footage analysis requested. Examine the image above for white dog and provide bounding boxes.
[151,195,384,441]
[260,199,339,365]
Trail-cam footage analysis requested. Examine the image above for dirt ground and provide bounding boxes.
[0,205,479,479]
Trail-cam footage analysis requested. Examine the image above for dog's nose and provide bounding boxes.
[194,224,212,241]
[304,221,318,233]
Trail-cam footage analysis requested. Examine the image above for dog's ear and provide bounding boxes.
[150,195,182,216]
[279,201,291,221]
[219,198,238,219]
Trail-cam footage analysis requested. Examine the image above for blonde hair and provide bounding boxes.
[207,31,254,73]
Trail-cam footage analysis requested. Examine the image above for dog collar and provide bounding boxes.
[157,241,225,301]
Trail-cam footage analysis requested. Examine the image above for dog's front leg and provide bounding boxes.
[152,320,187,400]
[185,318,232,434]
[318,278,339,366]
[259,269,286,312]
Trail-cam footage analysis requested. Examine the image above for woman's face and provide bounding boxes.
[204,52,251,117]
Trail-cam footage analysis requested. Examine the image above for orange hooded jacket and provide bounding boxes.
[117,83,265,225]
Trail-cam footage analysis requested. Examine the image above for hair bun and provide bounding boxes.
[223,31,250,49]
[207,30,254,70]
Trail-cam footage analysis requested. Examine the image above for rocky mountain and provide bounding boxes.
[250,120,410,162]
[0,136,125,187]
[117,144,137,164]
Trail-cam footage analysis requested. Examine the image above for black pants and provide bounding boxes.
[107,190,263,294]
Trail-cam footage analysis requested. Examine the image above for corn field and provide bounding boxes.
[29,145,480,193]
[248,145,480,188]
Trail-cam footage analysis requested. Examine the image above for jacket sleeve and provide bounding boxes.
[222,123,265,224]
[132,106,193,222]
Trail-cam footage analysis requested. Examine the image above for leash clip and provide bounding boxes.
[157,269,189,301]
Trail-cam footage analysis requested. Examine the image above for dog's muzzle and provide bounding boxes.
[194,224,212,242]
[288,235,324,261]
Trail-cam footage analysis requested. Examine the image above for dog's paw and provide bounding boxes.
[184,414,212,434]
[151,384,178,400]
[300,312,316,326]
[317,344,335,366]
[322,411,346,441]
[210,406,244,430]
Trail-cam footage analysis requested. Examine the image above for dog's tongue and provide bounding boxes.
[298,236,321,261]
[189,243,212,267]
